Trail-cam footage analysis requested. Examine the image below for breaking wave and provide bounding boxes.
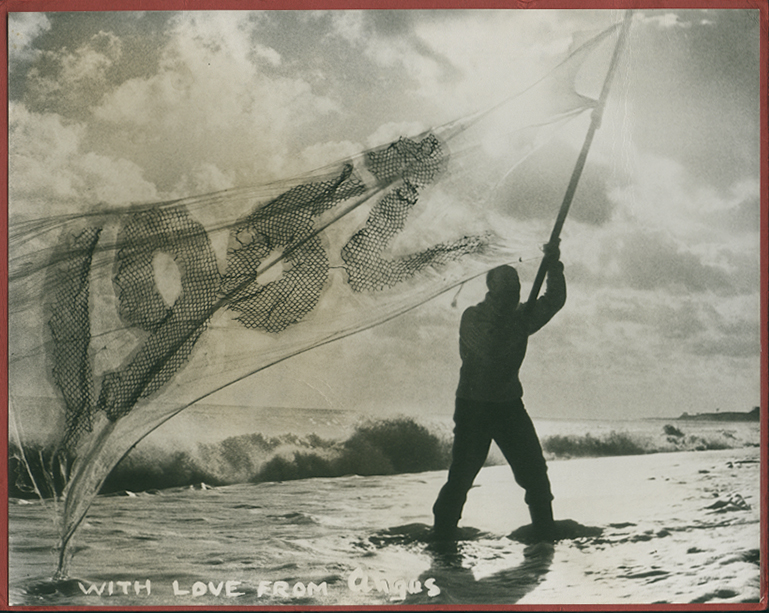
[9,419,758,498]
[541,425,757,459]
[9,418,452,498]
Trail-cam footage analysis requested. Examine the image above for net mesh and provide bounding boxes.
[221,163,364,332]
[50,132,491,448]
[342,135,484,292]
[48,228,101,450]
[98,206,221,422]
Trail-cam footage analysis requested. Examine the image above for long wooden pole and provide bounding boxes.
[526,10,633,309]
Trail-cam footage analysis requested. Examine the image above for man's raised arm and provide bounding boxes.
[525,241,566,335]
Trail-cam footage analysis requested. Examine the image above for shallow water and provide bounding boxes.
[9,446,761,606]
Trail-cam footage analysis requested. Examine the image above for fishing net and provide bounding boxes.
[7,21,622,575]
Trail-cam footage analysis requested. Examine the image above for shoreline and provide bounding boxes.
[8,446,762,606]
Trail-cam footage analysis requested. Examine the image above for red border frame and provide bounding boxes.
[1,0,768,7]
[1,1,766,611]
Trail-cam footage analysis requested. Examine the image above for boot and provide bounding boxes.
[528,501,556,542]
[431,515,458,542]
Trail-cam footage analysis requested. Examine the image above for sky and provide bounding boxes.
[7,8,763,426]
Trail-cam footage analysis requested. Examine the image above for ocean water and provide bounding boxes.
[10,407,759,497]
[8,411,762,606]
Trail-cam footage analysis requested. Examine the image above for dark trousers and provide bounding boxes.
[433,397,553,530]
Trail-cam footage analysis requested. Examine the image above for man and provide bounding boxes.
[432,242,566,542]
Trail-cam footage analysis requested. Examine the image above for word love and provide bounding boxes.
[172,580,245,597]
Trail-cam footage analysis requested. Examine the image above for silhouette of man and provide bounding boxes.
[432,242,565,542]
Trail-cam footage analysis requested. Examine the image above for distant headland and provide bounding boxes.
[677,406,760,422]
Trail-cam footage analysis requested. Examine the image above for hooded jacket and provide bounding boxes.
[455,262,566,403]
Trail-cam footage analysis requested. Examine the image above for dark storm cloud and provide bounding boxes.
[597,298,706,340]
[657,298,761,359]
[617,231,736,295]
[596,295,759,359]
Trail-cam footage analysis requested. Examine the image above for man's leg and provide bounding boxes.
[432,399,491,540]
[492,400,555,541]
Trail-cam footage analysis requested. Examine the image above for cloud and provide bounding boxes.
[254,43,281,67]
[12,12,355,205]
[172,162,236,196]
[298,140,364,172]
[564,216,756,300]
[539,284,760,417]
[25,30,123,118]
[327,11,366,44]
[690,319,761,358]
[331,305,462,414]
[622,11,760,193]
[525,314,758,418]
[62,30,122,80]
[85,13,343,195]
[490,133,619,226]
[615,231,736,295]
[706,188,761,234]
[323,10,610,123]
[9,103,158,219]
[366,122,426,149]
[605,290,759,361]
[609,151,759,250]
[636,11,694,29]
[8,13,51,61]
